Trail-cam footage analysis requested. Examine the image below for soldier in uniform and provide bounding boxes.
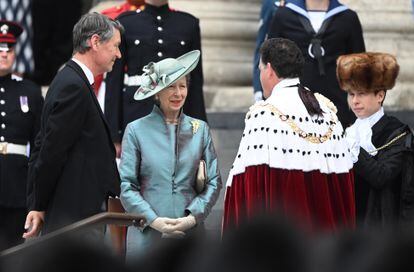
[0,20,43,250]
[105,0,207,156]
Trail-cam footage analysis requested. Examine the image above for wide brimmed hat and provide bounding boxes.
[0,20,23,51]
[336,52,399,93]
[134,50,200,100]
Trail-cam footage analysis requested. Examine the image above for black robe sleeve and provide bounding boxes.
[354,145,407,190]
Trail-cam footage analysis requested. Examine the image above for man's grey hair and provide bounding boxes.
[72,12,124,54]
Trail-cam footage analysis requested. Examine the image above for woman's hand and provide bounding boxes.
[150,217,180,233]
[174,215,196,232]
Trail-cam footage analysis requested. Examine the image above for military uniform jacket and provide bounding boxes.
[27,60,120,233]
[0,74,43,208]
[105,3,207,142]
[354,115,414,228]
[120,106,221,254]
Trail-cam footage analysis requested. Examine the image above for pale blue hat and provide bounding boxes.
[134,50,201,100]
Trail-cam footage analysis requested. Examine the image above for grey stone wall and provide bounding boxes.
[172,0,414,111]
[342,0,414,110]
[95,0,414,111]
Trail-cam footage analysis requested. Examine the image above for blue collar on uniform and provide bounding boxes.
[285,0,348,21]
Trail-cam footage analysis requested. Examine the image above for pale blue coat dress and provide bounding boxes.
[119,105,222,256]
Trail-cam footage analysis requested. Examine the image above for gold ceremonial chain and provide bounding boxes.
[247,104,335,144]
[368,131,408,155]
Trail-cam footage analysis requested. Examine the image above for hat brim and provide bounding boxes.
[134,50,201,100]
[0,20,23,44]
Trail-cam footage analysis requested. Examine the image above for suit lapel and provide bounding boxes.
[66,60,116,147]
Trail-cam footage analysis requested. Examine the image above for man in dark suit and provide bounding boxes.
[23,13,123,238]
[105,0,207,157]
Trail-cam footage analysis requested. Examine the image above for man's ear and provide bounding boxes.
[89,34,100,50]
[377,90,386,105]
[267,62,277,79]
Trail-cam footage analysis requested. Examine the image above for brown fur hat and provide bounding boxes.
[336,52,399,92]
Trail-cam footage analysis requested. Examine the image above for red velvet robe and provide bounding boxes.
[223,165,355,232]
[223,78,355,232]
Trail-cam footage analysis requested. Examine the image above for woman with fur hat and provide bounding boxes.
[119,50,221,257]
[337,52,414,229]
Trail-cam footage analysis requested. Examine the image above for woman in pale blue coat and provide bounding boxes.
[119,50,222,257]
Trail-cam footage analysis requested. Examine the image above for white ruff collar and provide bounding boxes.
[354,107,384,129]
[226,80,353,187]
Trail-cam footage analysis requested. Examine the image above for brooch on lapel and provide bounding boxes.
[191,120,200,134]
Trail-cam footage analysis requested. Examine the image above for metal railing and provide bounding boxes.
[0,212,145,258]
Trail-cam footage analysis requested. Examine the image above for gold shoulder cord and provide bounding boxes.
[247,103,336,144]
[368,131,408,155]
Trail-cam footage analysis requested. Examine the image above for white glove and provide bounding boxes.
[174,215,196,232]
[358,123,377,155]
[150,217,179,233]
[345,125,361,163]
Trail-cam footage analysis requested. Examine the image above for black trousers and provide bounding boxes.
[0,206,26,251]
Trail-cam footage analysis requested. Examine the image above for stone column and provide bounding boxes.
[170,0,261,111]
[172,0,414,111]
[95,1,414,111]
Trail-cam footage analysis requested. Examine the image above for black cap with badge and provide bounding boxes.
[0,20,23,52]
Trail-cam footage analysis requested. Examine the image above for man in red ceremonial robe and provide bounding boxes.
[223,38,355,232]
